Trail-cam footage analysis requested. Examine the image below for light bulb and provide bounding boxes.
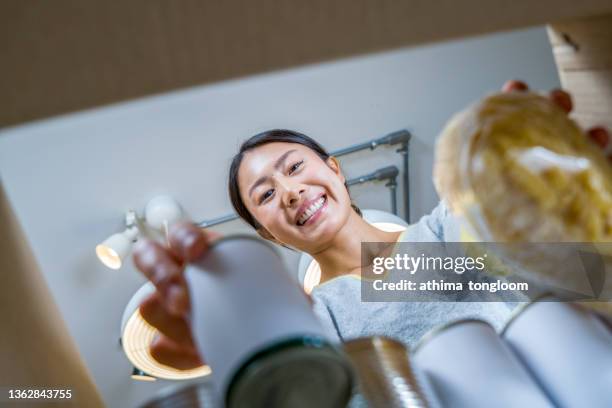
[96,227,138,270]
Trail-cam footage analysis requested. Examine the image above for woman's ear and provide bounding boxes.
[326,156,345,184]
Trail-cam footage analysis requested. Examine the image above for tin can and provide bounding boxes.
[501,298,612,408]
[343,337,431,408]
[413,319,551,408]
[185,235,354,408]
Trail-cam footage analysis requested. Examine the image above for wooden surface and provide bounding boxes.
[0,183,105,407]
[2,0,612,128]
[548,14,612,131]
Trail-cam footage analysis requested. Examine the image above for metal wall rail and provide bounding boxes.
[345,165,399,216]
[197,129,411,228]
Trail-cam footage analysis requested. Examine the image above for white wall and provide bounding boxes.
[0,26,559,407]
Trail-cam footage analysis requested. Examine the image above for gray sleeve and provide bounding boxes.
[426,200,452,241]
[402,200,460,243]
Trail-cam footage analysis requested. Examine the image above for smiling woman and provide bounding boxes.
[133,127,514,373]
[131,82,610,377]
[228,130,362,231]
[228,130,375,257]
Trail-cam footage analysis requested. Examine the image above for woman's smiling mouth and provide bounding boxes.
[296,195,327,226]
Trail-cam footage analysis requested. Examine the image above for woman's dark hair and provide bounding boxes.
[229,129,361,230]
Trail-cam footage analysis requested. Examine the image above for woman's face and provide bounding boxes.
[238,142,353,253]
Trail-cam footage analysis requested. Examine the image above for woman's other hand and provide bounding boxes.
[501,80,610,155]
[132,222,216,370]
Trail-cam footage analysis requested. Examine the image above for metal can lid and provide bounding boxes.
[226,336,354,408]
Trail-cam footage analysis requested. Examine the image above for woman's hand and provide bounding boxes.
[501,80,610,154]
[132,222,216,370]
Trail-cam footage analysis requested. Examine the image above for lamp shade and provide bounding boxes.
[121,282,211,380]
[96,228,138,270]
[297,209,409,293]
[297,254,322,295]
[144,195,183,231]
[361,209,410,232]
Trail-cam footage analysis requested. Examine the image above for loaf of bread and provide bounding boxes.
[434,92,612,310]
[434,91,611,243]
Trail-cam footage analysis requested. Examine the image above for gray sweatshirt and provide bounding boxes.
[310,200,514,348]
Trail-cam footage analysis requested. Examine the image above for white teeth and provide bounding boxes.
[298,197,325,225]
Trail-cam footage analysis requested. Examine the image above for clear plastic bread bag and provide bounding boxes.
[434,91,612,311]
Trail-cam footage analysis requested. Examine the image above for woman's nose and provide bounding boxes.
[278,179,304,208]
[284,187,304,208]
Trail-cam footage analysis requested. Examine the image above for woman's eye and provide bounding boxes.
[288,160,304,175]
[260,189,274,204]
